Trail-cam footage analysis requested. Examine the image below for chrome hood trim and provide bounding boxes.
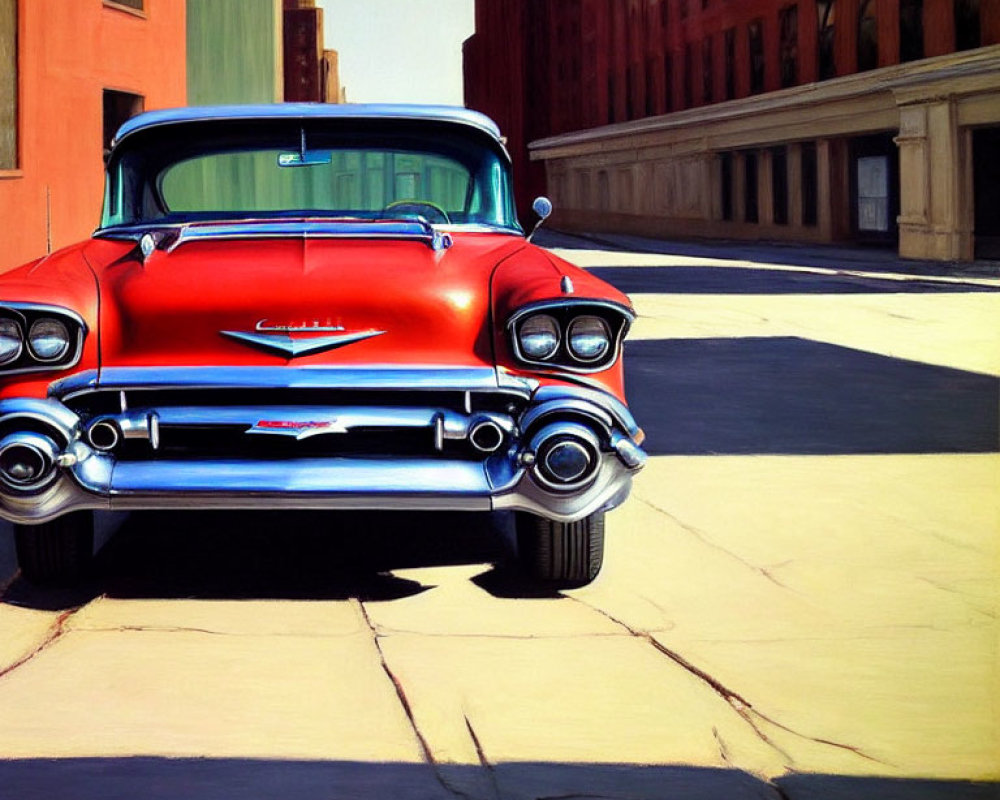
[163,219,454,252]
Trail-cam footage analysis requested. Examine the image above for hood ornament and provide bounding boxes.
[221,320,385,358]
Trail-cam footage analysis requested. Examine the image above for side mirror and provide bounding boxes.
[528,196,553,241]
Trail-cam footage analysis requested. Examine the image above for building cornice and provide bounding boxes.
[530,46,1000,159]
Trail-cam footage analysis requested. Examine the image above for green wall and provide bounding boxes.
[186,0,281,105]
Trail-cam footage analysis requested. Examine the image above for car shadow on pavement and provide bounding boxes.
[2,508,517,610]
[0,758,994,800]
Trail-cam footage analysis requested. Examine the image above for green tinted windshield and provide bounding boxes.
[102,119,520,230]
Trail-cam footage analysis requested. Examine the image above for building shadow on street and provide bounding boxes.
[0,758,994,800]
[626,337,999,456]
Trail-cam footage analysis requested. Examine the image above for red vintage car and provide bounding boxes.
[0,105,645,586]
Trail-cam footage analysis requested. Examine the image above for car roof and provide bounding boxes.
[113,103,504,146]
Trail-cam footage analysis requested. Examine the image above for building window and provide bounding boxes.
[664,52,674,111]
[955,0,981,51]
[0,0,15,170]
[744,151,759,223]
[103,90,144,159]
[802,141,818,226]
[607,73,616,124]
[720,152,733,221]
[818,0,836,80]
[702,37,714,103]
[646,56,657,116]
[684,43,694,108]
[771,146,789,225]
[858,0,878,72]
[105,0,144,11]
[724,28,736,99]
[748,20,765,94]
[626,64,635,119]
[779,5,798,88]
[598,170,610,211]
[900,0,924,62]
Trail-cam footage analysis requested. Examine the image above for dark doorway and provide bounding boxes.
[849,133,899,245]
[973,127,1000,258]
[103,89,144,160]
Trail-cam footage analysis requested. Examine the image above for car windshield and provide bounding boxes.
[101,118,521,231]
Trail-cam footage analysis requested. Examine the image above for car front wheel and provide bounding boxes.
[515,510,605,588]
[14,512,95,585]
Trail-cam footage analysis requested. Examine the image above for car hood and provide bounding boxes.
[90,232,527,370]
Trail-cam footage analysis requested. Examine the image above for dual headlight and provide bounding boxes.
[0,307,83,372]
[519,314,610,362]
[510,302,631,372]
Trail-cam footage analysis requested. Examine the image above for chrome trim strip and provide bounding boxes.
[51,366,534,399]
[530,385,640,439]
[107,458,494,499]
[165,219,447,253]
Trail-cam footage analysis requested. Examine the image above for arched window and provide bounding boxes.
[817,0,836,80]
[857,0,878,72]
[900,0,924,63]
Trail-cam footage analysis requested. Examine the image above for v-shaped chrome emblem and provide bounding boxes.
[220,328,386,358]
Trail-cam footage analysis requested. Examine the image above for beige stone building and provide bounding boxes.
[531,46,1000,262]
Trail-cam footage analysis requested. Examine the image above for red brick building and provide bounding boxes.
[464,0,1000,260]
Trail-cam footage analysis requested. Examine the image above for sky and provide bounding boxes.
[316,0,475,106]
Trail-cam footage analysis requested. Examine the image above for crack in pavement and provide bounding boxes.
[0,606,81,682]
[567,596,886,768]
[634,496,794,592]
[356,600,488,800]
[371,626,631,641]
[917,577,997,619]
[464,714,501,800]
[74,624,364,638]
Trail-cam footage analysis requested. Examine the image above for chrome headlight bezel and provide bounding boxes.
[507,300,633,373]
[0,305,86,375]
[28,318,72,362]
[567,315,611,363]
[517,313,561,361]
[0,318,24,366]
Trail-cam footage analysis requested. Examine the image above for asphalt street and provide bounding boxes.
[0,234,997,799]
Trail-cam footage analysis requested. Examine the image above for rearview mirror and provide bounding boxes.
[277,150,333,167]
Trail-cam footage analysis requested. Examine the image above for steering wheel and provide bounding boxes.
[383,200,451,225]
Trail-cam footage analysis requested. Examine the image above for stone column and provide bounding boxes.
[894,98,973,261]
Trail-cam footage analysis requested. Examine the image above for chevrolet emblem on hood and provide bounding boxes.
[221,321,385,358]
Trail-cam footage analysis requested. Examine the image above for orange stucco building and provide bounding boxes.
[0,1,186,271]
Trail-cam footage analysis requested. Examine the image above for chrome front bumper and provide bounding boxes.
[0,366,646,524]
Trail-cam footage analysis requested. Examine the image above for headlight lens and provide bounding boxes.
[0,319,22,365]
[28,318,70,361]
[567,316,611,362]
[518,314,560,360]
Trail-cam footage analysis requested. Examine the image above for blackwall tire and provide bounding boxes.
[14,512,95,585]
[516,510,605,588]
